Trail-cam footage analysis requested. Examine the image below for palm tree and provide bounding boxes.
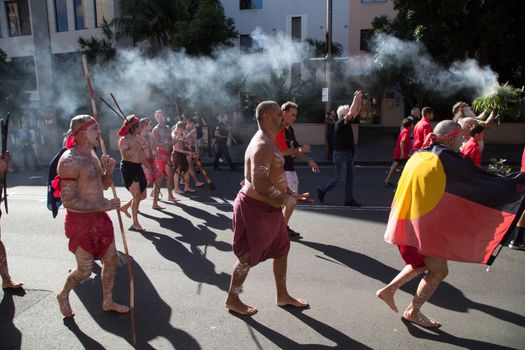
[112,0,189,55]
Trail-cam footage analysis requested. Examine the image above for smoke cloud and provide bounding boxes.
[357,33,500,97]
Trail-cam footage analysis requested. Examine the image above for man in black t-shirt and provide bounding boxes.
[318,91,363,206]
[213,114,237,170]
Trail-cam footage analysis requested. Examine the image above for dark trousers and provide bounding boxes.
[213,143,234,169]
[22,144,39,170]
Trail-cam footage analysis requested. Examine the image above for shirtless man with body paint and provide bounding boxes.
[118,115,147,231]
[225,101,309,315]
[152,110,177,202]
[56,115,128,317]
[139,118,164,210]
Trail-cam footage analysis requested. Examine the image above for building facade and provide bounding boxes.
[0,0,401,126]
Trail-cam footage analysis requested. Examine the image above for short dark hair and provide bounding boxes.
[470,124,485,137]
[402,117,414,128]
[422,107,433,118]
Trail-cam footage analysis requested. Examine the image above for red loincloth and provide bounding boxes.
[65,211,114,258]
[232,190,290,267]
[397,245,426,268]
[155,148,171,174]
[143,157,162,185]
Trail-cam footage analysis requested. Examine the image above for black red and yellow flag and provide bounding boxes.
[385,144,525,265]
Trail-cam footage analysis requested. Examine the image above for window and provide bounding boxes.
[5,1,31,36]
[360,29,372,51]
[55,0,68,32]
[74,0,89,30]
[240,0,262,10]
[94,0,108,28]
[291,16,301,42]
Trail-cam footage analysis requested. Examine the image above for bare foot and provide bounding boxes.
[376,287,398,313]
[129,224,145,232]
[119,206,131,218]
[2,279,24,289]
[277,295,310,309]
[225,298,257,316]
[184,187,196,193]
[103,301,130,314]
[402,310,441,328]
[152,204,165,210]
[167,196,179,202]
[57,293,75,317]
[195,182,204,187]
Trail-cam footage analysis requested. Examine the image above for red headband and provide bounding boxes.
[118,117,139,137]
[422,127,463,148]
[65,119,99,149]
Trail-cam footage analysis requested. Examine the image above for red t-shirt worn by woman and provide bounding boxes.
[393,127,410,160]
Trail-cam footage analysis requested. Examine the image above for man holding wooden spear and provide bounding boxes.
[55,115,129,317]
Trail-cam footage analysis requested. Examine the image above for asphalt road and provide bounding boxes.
[1,166,524,349]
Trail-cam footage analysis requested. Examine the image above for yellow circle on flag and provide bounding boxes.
[393,152,446,220]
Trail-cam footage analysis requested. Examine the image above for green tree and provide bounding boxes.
[173,1,238,56]
[372,0,525,104]
[112,0,189,55]
[78,19,116,64]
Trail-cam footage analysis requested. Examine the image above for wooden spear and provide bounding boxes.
[81,54,137,345]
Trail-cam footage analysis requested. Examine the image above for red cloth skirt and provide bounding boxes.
[65,211,114,258]
[143,157,161,185]
[155,148,171,174]
[398,245,426,268]
[232,191,290,267]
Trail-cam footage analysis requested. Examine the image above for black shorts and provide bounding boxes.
[393,159,407,164]
[121,160,147,193]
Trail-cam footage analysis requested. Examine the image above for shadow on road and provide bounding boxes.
[138,229,231,292]
[0,288,25,350]
[73,255,201,349]
[402,321,517,350]
[299,240,525,329]
[232,308,371,349]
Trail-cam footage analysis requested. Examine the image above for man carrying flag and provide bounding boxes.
[376,120,525,328]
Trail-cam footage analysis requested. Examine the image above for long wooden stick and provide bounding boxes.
[81,55,137,345]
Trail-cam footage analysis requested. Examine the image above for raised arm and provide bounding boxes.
[347,90,363,121]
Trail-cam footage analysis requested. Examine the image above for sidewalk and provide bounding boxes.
[203,126,524,168]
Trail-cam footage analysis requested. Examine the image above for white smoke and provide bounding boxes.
[53,27,308,122]
[348,33,500,97]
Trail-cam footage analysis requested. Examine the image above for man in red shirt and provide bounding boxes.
[384,118,414,187]
[412,107,434,153]
[461,124,484,167]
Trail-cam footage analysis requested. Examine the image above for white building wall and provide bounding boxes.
[221,0,350,55]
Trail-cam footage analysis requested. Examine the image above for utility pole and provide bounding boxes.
[325,0,333,114]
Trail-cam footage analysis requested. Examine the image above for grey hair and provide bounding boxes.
[336,105,350,119]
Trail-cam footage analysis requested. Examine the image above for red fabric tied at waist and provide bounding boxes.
[65,210,114,258]
[51,176,77,198]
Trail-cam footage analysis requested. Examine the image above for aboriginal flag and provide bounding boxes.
[385,143,525,265]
